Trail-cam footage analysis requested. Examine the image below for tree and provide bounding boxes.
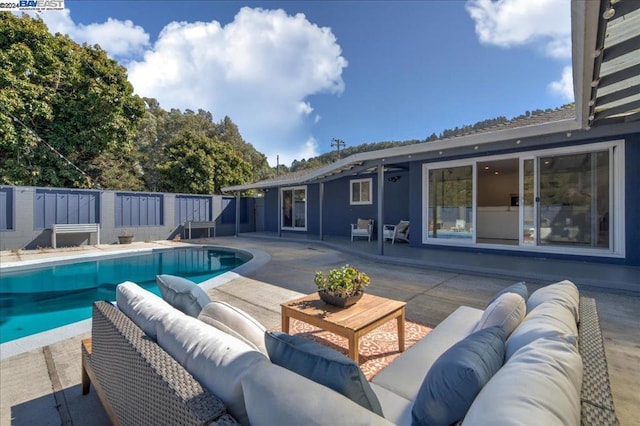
[156,130,252,194]
[214,116,273,181]
[0,13,145,189]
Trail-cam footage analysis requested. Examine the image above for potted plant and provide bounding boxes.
[314,264,370,307]
[118,230,134,244]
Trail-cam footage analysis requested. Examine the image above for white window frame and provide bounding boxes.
[280,185,307,231]
[421,139,625,258]
[350,178,373,205]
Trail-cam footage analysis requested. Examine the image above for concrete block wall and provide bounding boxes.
[0,186,256,251]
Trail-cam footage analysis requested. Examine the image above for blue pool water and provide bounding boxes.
[0,247,248,343]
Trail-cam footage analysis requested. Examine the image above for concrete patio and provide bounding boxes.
[1,237,638,425]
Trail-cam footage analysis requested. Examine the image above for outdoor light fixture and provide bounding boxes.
[603,7,615,19]
[388,176,401,183]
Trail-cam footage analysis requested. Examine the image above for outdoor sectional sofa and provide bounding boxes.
[82,279,618,425]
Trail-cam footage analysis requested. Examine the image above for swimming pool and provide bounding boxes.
[0,246,249,343]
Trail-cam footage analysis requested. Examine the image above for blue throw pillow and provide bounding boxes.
[411,326,506,426]
[487,282,528,307]
[155,274,210,317]
[265,331,383,416]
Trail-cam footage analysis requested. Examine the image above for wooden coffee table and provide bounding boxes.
[281,292,406,364]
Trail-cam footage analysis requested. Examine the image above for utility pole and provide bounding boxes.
[331,138,345,160]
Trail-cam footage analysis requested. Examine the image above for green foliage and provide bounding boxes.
[314,264,370,297]
[156,130,252,194]
[0,12,145,189]
[134,101,270,194]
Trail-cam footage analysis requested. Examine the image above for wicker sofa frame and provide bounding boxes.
[83,297,618,425]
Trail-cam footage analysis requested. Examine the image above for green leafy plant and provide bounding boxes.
[314,265,370,298]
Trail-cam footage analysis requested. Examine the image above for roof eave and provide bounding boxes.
[573,0,602,129]
[222,118,580,192]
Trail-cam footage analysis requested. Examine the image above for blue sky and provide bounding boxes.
[32,0,573,166]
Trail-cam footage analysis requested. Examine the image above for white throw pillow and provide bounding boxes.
[463,336,582,426]
[115,281,178,340]
[473,292,526,337]
[198,301,268,355]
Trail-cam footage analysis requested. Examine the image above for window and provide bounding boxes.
[350,178,372,205]
[281,186,306,230]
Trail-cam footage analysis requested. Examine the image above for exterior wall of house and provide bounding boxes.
[321,171,410,237]
[0,186,255,251]
[624,133,640,265]
[409,130,640,266]
[251,128,639,266]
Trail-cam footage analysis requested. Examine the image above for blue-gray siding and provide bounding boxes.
[0,187,14,230]
[115,193,163,227]
[174,195,211,225]
[34,189,99,229]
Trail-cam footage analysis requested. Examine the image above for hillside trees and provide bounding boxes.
[134,100,262,193]
[156,130,252,194]
[0,12,145,189]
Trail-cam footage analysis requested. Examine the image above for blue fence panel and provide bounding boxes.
[0,187,14,230]
[175,195,211,225]
[115,193,163,227]
[221,197,250,225]
[34,189,99,229]
[221,198,235,224]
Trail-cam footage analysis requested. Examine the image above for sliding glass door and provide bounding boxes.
[281,186,307,230]
[423,140,622,257]
[538,151,610,248]
[426,164,474,241]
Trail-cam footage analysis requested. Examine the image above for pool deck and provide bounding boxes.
[1,237,638,425]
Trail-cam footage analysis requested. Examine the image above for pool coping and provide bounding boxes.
[0,244,271,360]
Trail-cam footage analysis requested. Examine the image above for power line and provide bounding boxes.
[1,106,101,189]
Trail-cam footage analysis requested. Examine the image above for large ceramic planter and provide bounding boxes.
[118,235,134,244]
[318,290,363,308]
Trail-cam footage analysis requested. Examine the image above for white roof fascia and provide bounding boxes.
[573,0,602,129]
[222,118,580,192]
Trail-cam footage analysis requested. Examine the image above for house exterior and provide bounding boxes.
[223,0,640,267]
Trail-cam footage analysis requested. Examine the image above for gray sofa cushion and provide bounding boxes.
[198,301,268,355]
[411,326,506,426]
[474,292,526,337]
[506,300,578,360]
[156,274,211,317]
[115,281,178,340]
[157,311,269,426]
[487,281,528,306]
[527,280,579,320]
[265,331,383,416]
[370,383,413,426]
[241,361,393,426]
[372,305,483,401]
[463,335,582,425]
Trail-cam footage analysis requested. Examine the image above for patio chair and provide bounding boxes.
[351,218,374,242]
[451,219,466,232]
[383,220,410,244]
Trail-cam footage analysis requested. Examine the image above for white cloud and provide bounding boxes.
[32,9,150,58]
[127,7,347,166]
[548,66,574,101]
[465,0,571,59]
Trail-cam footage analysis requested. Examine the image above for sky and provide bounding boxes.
[29,0,574,167]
